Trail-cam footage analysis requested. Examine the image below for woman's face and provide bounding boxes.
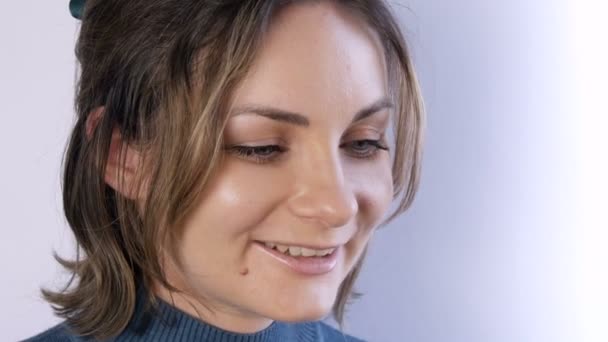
[154,1,394,333]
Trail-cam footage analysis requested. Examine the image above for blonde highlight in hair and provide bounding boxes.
[42,0,425,339]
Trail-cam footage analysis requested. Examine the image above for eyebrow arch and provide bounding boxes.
[229,96,394,127]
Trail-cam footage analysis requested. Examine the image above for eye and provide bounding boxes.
[341,139,390,160]
[225,145,286,164]
[225,139,389,164]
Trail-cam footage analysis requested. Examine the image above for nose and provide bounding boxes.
[286,146,358,229]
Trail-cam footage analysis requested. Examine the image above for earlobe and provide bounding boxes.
[104,128,142,200]
[106,131,149,201]
[85,106,144,200]
[85,106,105,141]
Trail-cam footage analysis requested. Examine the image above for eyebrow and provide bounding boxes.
[229,96,394,127]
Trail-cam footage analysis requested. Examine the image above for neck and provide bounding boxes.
[151,280,274,334]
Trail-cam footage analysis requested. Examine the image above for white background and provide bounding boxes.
[1,1,606,341]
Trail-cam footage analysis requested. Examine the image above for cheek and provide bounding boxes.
[184,160,280,238]
[337,161,393,275]
[172,161,283,280]
[351,159,394,232]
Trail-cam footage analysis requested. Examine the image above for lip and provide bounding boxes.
[253,241,340,276]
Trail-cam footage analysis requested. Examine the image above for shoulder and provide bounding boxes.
[312,321,366,342]
[21,322,83,342]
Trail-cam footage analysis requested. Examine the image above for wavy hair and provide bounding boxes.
[42,0,425,339]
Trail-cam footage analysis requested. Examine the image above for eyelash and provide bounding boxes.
[225,139,390,164]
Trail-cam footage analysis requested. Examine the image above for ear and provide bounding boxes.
[85,106,146,200]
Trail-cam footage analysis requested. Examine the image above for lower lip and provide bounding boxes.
[254,242,340,276]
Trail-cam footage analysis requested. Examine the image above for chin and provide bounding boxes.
[261,286,338,322]
[267,304,333,323]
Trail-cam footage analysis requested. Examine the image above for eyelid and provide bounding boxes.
[345,128,386,141]
[349,124,387,134]
[225,137,287,146]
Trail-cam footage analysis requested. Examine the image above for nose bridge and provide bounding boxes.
[287,143,358,229]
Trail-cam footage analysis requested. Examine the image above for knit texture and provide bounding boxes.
[23,286,364,342]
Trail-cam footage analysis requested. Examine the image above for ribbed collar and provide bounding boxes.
[116,285,318,342]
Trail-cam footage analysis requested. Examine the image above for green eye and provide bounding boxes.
[343,139,390,159]
[225,139,389,165]
[227,145,285,164]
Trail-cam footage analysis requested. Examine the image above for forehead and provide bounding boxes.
[230,1,388,123]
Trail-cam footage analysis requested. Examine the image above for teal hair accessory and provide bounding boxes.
[69,0,85,20]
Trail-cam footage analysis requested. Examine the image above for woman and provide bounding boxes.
[26,0,424,340]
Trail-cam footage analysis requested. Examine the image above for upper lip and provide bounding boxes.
[255,240,343,250]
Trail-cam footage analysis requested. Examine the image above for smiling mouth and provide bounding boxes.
[253,241,340,275]
[258,241,337,257]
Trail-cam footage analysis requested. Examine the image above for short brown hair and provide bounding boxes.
[42,0,425,339]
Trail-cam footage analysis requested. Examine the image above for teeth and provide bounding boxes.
[262,242,336,257]
[301,247,316,257]
[316,248,335,256]
[288,246,302,256]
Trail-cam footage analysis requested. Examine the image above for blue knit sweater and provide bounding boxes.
[23,286,364,342]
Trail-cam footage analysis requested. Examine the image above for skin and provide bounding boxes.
[96,0,394,334]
